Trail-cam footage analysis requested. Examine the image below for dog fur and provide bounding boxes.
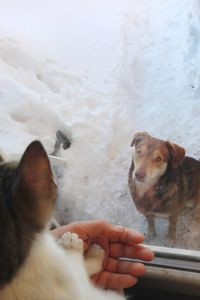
[128,132,200,241]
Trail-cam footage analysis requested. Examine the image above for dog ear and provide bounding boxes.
[131,132,150,147]
[166,141,185,168]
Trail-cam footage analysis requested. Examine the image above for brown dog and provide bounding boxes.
[128,132,200,241]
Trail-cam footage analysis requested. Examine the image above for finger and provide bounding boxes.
[105,257,146,277]
[52,221,145,246]
[67,221,145,244]
[91,271,138,290]
[51,221,99,240]
[109,243,154,261]
[100,224,145,244]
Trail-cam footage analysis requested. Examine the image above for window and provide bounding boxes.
[1,1,200,297]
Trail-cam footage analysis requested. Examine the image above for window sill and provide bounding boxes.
[123,245,200,297]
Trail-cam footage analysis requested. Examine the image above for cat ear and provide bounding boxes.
[14,141,57,230]
[19,141,52,188]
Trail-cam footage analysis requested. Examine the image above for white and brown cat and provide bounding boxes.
[0,141,125,300]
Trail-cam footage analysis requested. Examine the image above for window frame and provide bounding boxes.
[122,245,200,296]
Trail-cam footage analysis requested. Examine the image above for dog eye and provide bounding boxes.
[136,149,142,155]
[155,156,162,162]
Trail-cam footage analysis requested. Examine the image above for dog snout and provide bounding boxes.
[135,170,146,181]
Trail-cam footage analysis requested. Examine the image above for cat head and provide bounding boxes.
[0,141,57,286]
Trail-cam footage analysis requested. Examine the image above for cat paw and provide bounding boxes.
[86,244,105,260]
[84,244,105,276]
[59,232,83,253]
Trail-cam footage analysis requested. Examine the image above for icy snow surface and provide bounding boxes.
[0,0,200,249]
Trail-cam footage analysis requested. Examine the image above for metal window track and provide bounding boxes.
[122,244,200,273]
[122,244,200,296]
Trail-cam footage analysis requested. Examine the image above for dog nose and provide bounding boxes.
[135,171,145,181]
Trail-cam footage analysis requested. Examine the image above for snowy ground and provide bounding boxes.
[0,0,200,250]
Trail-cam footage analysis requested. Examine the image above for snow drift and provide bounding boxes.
[0,0,200,249]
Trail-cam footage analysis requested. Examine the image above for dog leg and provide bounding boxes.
[146,215,156,240]
[168,214,179,242]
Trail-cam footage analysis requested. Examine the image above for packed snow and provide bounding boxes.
[0,0,200,250]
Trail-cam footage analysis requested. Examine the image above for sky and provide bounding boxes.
[0,0,124,78]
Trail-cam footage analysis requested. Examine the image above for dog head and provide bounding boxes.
[130,132,185,185]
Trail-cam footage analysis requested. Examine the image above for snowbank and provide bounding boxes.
[0,38,138,231]
[1,0,200,249]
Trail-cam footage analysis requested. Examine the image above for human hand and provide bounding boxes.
[51,220,154,290]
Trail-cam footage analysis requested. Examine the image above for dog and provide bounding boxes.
[128,132,200,241]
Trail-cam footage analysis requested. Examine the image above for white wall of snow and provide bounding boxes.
[0,0,200,249]
[0,0,126,82]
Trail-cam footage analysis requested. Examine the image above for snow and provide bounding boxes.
[123,0,200,158]
[0,0,200,249]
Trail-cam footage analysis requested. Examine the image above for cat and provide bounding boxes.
[0,141,126,300]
